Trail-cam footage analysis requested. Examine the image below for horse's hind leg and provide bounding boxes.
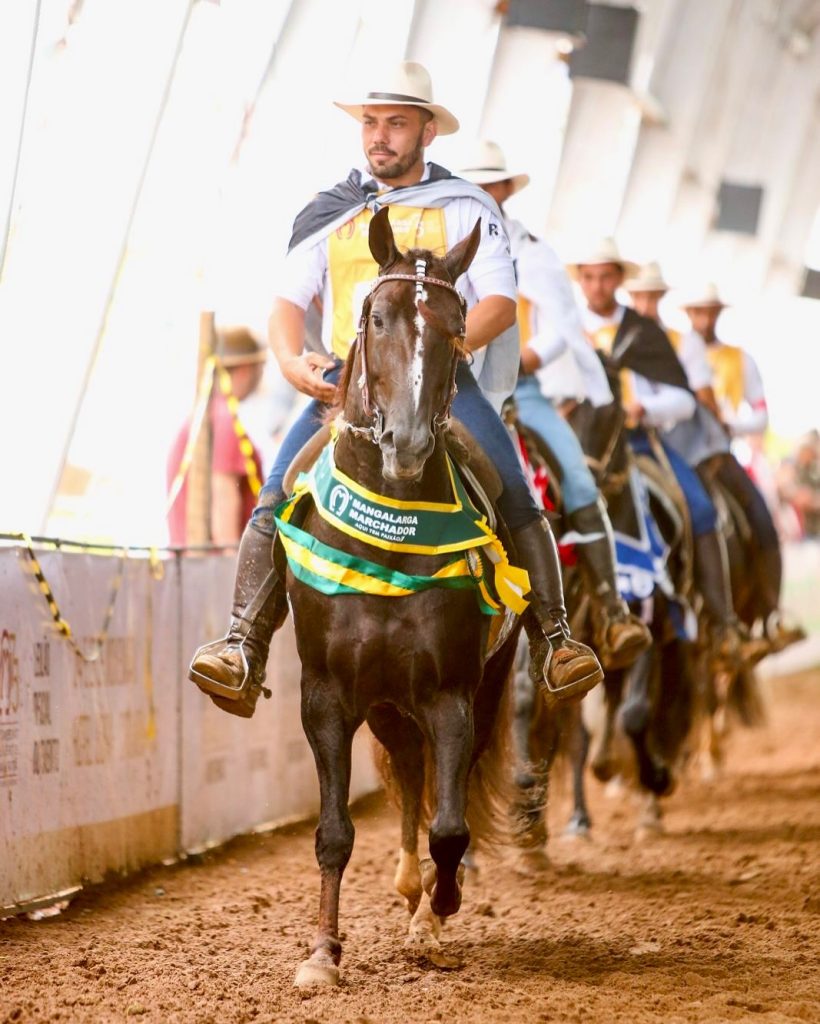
[421,691,474,919]
[620,650,672,797]
[367,704,425,915]
[294,681,359,990]
[565,704,593,837]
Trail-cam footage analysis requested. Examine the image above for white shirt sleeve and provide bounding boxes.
[448,198,516,304]
[274,239,327,311]
[516,238,613,407]
[725,351,769,434]
[631,373,696,428]
[677,331,713,391]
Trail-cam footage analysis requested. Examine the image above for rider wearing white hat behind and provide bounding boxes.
[189,63,604,719]
[458,141,651,671]
[573,240,754,671]
[677,283,805,653]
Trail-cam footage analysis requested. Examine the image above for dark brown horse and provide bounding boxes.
[283,208,520,987]
[510,397,698,855]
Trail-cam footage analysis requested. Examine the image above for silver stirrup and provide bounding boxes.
[188,636,250,701]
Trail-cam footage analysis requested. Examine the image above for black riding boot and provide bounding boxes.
[567,500,652,670]
[692,530,762,669]
[512,517,604,702]
[756,545,806,652]
[189,523,288,718]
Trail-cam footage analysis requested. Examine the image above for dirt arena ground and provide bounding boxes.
[1,668,818,1024]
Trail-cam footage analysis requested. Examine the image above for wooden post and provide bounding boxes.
[185,311,215,546]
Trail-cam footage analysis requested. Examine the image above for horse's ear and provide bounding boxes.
[369,206,400,269]
[444,217,482,282]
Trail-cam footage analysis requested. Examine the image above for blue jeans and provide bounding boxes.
[514,376,599,514]
[252,360,539,534]
[629,428,716,537]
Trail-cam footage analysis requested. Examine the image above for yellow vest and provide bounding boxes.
[516,294,533,348]
[665,327,682,352]
[327,204,448,359]
[588,324,637,412]
[706,343,744,411]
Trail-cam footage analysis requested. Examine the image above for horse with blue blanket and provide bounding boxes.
[510,394,698,856]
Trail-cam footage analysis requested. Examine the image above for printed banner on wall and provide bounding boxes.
[1,546,380,913]
[0,549,179,910]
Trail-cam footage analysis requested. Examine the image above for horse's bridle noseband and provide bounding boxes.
[351,259,468,444]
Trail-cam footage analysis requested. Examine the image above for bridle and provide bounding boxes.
[348,258,468,445]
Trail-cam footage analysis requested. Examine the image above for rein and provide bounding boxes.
[349,260,467,444]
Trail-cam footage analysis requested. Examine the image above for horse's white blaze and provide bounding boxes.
[411,287,427,412]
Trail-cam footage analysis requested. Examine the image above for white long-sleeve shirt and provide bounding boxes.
[275,163,517,408]
[507,218,613,407]
[706,338,769,435]
[581,305,696,429]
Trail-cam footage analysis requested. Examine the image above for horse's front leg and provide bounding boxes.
[295,679,359,990]
[367,704,425,915]
[421,690,474,919]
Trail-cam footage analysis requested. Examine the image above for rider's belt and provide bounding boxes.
[274,441,530,615]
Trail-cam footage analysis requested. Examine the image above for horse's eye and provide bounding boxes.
[371,313,383,329]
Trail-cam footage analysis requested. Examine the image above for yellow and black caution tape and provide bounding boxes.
[214,360,262,498]
[14,533,127,662]
[164,354,262,517]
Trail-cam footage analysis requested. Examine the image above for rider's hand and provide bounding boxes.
[624,401,645,428]
[519,346,542,375]
[281,352,337,402]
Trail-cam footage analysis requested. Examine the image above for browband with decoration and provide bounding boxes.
[354,260,468,438]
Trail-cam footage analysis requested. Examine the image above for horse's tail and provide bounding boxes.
[462,642,518,851]
[727,663,767,727]
[372,637,518,851]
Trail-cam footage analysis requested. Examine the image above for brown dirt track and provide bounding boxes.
[2,668,819,1024]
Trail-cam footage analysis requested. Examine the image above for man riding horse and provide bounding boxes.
[189,62,605,717]
[627,271,804,656]
[570,240,754,671]
[457,140,651,670]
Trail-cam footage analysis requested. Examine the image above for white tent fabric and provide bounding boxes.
[0,0,819,545]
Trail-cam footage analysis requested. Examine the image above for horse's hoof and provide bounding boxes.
[635,821,665,842]
[431,882,462,918]
[591,757,617,783]
[405,928,441,952]
[640,764,673,796]
[512,847,551,875]
[293,959,340,989]
[562,821,591,841]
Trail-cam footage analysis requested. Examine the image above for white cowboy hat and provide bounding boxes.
[623,261,670,293]
[566,237,639,280]
[456,140,530,195]
[680,282,728,308]
[333,60,459,136]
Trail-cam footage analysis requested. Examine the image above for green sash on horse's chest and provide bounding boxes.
[274,442,530,616]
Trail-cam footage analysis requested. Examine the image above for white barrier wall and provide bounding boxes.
[0,546,379,913]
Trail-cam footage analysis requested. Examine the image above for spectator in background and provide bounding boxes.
[167,326,266,546]
[780,431,820,539]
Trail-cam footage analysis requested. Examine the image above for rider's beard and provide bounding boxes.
[367,132,424,181]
